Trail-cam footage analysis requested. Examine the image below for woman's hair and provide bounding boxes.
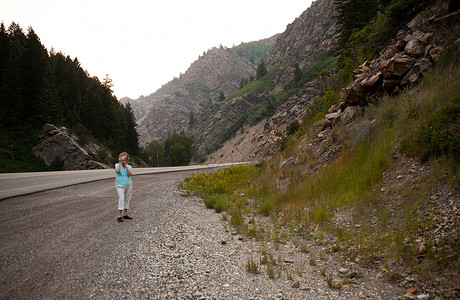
[118,152,130,160]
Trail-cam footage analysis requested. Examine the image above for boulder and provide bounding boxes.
[382,54,416,79]
[32,123,110,170]
[341,106,362,125]
[403,30,433,57]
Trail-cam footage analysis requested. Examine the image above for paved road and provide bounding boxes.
[0,163,246,200]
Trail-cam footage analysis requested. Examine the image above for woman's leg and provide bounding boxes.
[116,185,126,219]
[123,182,133,217]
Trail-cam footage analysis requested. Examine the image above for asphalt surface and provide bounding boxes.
[0,163,245,200]
[0,170,197,299]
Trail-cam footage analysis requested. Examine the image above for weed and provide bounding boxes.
[230,209,244,228]
[296,262,305,276]
[286,269,294,281]
[300,244,310,253]
[267,263,276,279]
[248,223,258,237]
[332,244,340,253]
[246,257,260,274]
[259,197,274,216]
[326,274,334,288]
[260,253,268,265]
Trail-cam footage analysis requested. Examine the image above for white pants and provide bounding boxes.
[116,182,132,211]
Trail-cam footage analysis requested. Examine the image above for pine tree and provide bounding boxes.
[239,77,248,89]
[293,63,303,82]
[218,91,225,101]
[123,103,139,155]
[334,0,379,49]
[102,74,114,95]
[0,22,141,171]
[188,111,195,129]
[0,22,26,128]
[37,79,55,124]
[256,60,267,80]
[23,27,51,125]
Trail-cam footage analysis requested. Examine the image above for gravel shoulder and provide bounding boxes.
[0,171,404,299]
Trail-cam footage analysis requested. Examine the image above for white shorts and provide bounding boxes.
[116,182,132,210]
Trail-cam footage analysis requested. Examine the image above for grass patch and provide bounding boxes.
[277,127,394,224]
[180,165,255,198]
[225,66,281,102]
[180,165,255,230]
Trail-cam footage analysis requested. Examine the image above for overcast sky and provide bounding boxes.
[2,0,314,99]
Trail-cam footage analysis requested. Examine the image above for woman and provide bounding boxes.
[115,152,133,222]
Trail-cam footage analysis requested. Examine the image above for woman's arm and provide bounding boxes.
[127,166,133,176]
[115,160,121,173]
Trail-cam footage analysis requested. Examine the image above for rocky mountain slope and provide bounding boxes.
[186,2,460,297]
[124,46,263,146]
[191,0,337,160]
[265,0,337,73]
[205,0,460,165]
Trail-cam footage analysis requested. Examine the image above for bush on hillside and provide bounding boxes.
[401,103,460,162]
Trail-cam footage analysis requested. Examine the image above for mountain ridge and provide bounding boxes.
[127,37,278,146]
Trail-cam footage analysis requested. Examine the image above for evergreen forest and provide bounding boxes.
[0,22,139,172]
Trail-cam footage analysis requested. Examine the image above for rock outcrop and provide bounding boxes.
[32,124,110,170]
[265,0,337,81]
[130,47,259,145]
[192,0,337,159]
[326,5,460,126]
[189,93,265,156]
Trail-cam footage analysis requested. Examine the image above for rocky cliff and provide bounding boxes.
[189,93,266,156]
[265,0,337,80]
[128,47,258,146]
[191,0,337,159]
[32,124,110,170]
[205,0,460,164]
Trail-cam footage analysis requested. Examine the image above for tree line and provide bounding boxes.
[0,22,139,171]
[143,134,194,167]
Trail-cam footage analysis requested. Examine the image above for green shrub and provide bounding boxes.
[401,104,460,162]
[225,66,281,102]
[214,195,231,213]
[260,197,274,216]
[286,120,301,136]
[303,88,340,125]
[230,209,244,227]
[229,41,273,65]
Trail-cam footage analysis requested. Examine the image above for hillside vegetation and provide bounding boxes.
[182,44,460,295]
[229,38,275,65]
[181,0,460,294]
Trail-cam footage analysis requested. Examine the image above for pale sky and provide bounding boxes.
[2,0,314,99]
